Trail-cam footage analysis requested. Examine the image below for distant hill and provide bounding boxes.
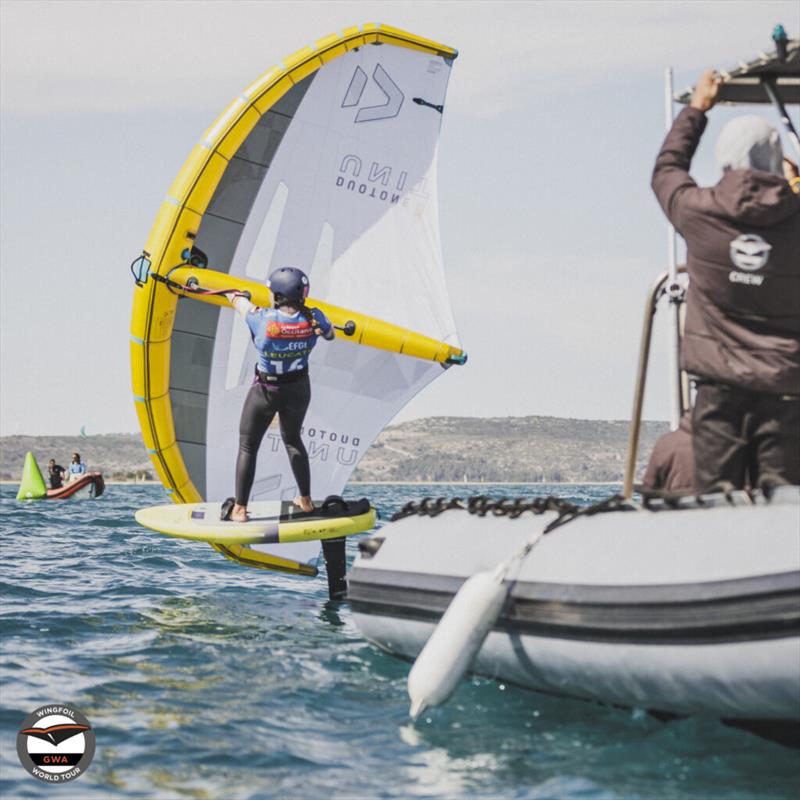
[351,416,668,483]
[0,433,153,481]
[0,416,668,484]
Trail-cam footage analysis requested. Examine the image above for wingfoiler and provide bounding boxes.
[130,24,465,576]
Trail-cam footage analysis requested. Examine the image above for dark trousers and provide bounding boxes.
[235,375,311,505]
[692,382,800,491]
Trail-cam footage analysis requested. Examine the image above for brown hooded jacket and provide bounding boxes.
[652,106,800,395]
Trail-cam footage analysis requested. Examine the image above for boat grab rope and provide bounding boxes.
[390,493,636,533]
[391,480,787,532]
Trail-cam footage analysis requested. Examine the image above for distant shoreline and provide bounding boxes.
[0,479,162,486]
[348,481,622,486]
[2,479,621,487]
[1,418,662,485]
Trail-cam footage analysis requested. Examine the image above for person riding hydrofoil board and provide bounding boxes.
[225,267,334,523]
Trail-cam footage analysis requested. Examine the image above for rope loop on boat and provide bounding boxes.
[391,492,637,533]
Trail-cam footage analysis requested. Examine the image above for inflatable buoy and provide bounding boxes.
[16,452,47,500]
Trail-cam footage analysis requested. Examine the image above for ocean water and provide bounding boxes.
[0,483,797,800]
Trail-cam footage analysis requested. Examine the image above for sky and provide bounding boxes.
[1,0,798,436]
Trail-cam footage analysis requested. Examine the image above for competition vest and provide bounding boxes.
[246,306,332,375]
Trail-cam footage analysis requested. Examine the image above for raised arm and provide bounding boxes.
[225,292,255,320]
[651,69,720,231]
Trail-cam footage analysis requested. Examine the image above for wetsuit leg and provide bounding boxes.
[235,383,278,506]
[277,376,312,497]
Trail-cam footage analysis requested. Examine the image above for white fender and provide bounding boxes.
[407,565,509,718]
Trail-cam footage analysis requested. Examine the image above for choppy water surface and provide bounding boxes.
[1,483,797,800]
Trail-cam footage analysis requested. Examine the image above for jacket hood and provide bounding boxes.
[715,115,783,174]
[713,170,800,226]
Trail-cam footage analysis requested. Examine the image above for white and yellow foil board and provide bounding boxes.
[130,24,462,575]
[136,499,376,545]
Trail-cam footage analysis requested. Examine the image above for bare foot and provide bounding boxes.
[294,495,314,513]
[231,503,249,522]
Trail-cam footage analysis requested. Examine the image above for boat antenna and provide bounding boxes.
[764,24,800,157]
[773,24,788,61]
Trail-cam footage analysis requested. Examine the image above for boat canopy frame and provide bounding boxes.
[675,29,800,157]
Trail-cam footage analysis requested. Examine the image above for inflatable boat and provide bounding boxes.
[46,473,105,500]
[16,452,105,500]
[349,34,800,727]
[349,487,800,723]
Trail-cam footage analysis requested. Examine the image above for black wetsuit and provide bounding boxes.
[235,371,311,506]
[48,465,65,490]
[232,298,342,597]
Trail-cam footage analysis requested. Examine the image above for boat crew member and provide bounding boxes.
[652,69,800,492]
[642,411,695,494]
[67,452,87,482]
[47,459,66,490]
[226,267,334,523]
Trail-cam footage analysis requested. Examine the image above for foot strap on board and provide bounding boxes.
[321,495,348,515]
[220,497,235,521]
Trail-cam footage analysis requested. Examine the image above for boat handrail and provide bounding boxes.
[622,267,688,499]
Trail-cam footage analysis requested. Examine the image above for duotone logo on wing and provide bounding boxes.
[342,64,404,122]
[16,704,96,783]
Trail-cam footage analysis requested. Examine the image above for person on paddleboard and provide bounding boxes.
[652,69,800,492]
[225,267,334,522]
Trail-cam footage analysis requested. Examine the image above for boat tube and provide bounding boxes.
[348,487,800,723]
[46,473,105,500]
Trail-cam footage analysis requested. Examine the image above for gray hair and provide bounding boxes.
[715,115,783,175]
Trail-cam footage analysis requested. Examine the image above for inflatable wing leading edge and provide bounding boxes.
[130,24,463,574]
